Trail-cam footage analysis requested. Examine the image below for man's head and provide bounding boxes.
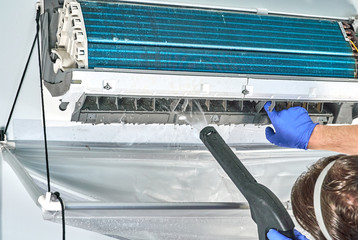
[291,154,358,239]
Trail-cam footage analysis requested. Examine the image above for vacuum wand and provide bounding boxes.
[200,126,295,240]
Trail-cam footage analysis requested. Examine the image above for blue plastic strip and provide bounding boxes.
[79,0,356,78]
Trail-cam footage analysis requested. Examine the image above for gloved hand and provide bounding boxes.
[264,102,318,149]
[267,229,309,240]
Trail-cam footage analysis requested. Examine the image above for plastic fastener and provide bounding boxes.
[38,192,62,212]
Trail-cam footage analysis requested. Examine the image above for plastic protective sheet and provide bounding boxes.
[3,141,332,239]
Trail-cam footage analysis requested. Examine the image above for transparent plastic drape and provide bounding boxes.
[2,141,330,239]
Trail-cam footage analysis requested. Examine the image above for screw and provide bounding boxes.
[103,83,112,90]
[242,89,250,95]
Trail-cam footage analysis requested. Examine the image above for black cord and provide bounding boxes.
[4,34,38,134]
[35,8,51,193]
[54,192,66,240]
[35,8,66,240]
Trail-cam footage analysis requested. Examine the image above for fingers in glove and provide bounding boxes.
[264,101,277,117]
[294,230,309,240]
[265,127,277,144]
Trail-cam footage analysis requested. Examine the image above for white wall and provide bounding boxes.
[0,0,42,128]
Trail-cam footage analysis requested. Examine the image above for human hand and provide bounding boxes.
[264,102,318,149]
[267,229,309,240]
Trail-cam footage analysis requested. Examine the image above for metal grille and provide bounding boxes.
[72,96,334,125]
[79,0,356,78]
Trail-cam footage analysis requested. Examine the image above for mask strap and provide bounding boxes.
[313,160,336,240]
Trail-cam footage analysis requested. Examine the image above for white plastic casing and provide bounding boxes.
[52,0,88,73]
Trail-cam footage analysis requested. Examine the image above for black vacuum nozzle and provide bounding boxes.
[200,126,295,240]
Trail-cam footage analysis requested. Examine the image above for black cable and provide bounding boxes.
[35,8,66,240]
[35,8,51,193]
[54,192,66,240]
[4,34,38,135]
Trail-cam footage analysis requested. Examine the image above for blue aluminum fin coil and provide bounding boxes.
[79,0,356,78]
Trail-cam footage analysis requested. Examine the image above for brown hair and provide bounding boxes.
[291,154,358,240]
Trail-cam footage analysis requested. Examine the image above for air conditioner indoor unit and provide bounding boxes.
[42,0,358,126]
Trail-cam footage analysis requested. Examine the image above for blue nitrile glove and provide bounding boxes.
[267,229,309,240]
[264,102,318,149]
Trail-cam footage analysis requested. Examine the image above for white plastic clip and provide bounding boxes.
[36,0,44,15]
[38,192,62,212]
[256,8,269,15]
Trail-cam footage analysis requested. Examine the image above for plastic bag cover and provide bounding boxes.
[5,141,331,239]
